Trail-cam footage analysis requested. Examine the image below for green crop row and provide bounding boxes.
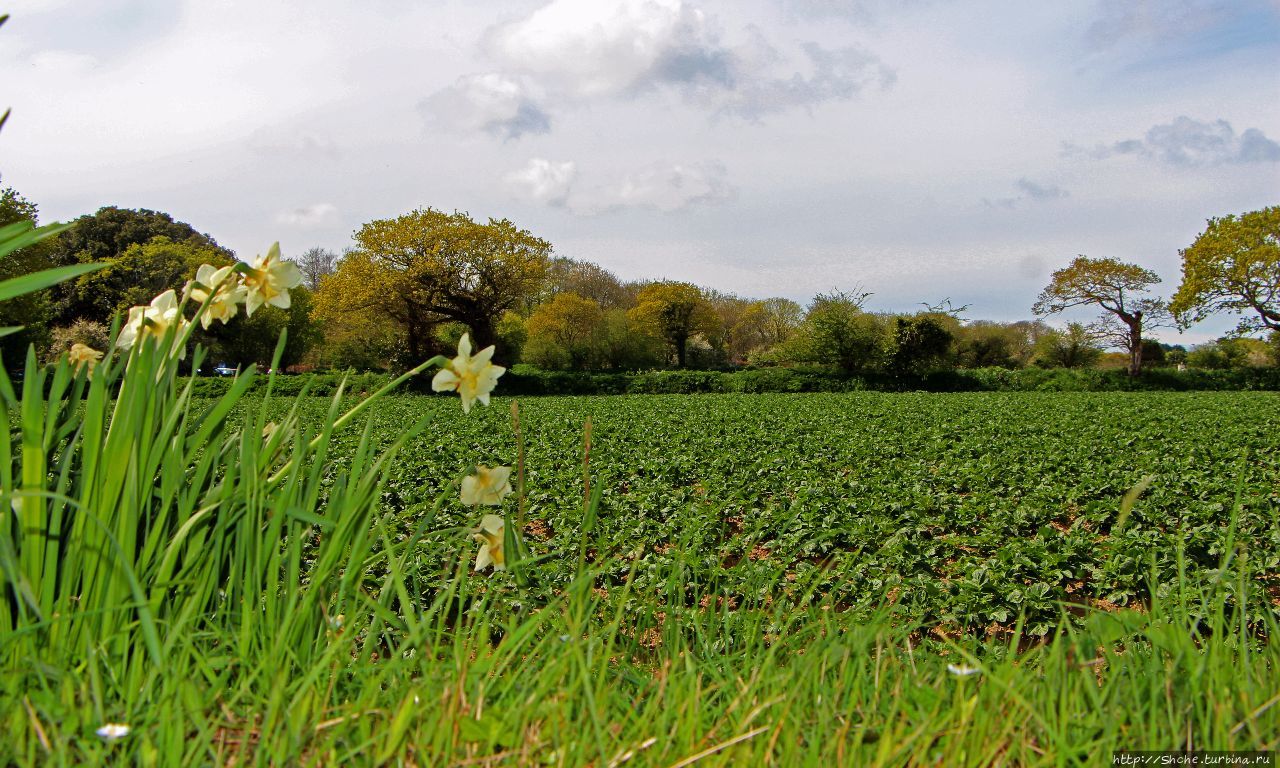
[281,391,1280,638]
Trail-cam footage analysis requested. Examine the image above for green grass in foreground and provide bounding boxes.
[3,366,1278,764]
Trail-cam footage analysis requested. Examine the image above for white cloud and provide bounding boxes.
[505,158,578,206]
[709,42,895,119]
[455,0,892,129]
[276,203,338,227]
[420,73,551,139]
[485,0,729,99]
[1067,117,1280,166]
[587,160,733,213]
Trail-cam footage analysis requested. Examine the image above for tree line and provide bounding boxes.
[3,185,1277,378]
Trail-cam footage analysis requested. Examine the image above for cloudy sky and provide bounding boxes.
[3,0,1278,343]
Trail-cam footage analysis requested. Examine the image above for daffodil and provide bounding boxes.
[431,334,505,413]
[95,723,131,742]
[461,465,513,506]
[67,343,103,376]
[116,289,186,353]
[242,243,303,317]
[185,263,246,328]
[473,513,506,572]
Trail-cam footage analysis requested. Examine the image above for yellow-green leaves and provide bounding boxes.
[1170,206,1280,333]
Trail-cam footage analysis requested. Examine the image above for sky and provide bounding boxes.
[2,0,1278,345]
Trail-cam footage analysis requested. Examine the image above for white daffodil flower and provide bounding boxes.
[242,243,303,317]
[431,333,505,413]
[67,343,103,376]
[472,513,506,572]
[116,289,185,353]
[461,465,513,507]
[185,263,246,328]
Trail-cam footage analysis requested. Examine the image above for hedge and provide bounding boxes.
[177,365,1280,398]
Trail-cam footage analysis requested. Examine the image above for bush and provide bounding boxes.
[175,364,1280,398]
[183,371,394,398]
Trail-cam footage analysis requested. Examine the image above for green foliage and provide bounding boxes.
[1033,322,1103,368]
[524,292,604,369]
[783,290,885,374]
[317,208,552,362]
[49,206,230,323]
[1171,205,1280,333]
[627,281,719,368]
[1186,337,1273,370]
[884,314,954,378]
[955,320,1043,368]
[199,285,321,369]
[69,235,233,320]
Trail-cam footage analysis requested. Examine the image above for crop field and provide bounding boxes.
[310,390,1280,635]
[9,381,1280,765]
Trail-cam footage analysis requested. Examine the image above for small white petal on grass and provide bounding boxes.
[96,723,131,742]
[947,664,981,677]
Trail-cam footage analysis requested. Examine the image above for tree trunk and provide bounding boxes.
[467,317,500,358]
[675,335,687,368]
[1126,311,1143,377]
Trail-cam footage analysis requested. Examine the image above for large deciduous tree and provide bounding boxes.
[0,186,59,364]
[1170,206,1280,334]
[544,257,632,310]
[627,281,719,368]
[49,206,232,324]
[70,236,233,320]
[1032,256,1169,377]
[317,209,551,363]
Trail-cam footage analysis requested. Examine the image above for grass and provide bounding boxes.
[2,337,1277,764]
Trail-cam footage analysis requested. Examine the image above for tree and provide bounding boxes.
[201,286,321,369]
[956,320,1043,368]
[1170,206,1280,334]
[885,314,954,379]
[758,297,804,347]
[1032,323,1102,368]
[1032,256,1170,377]
[49,206,232,324]
[293,246,338,291]
[782,289,884,374]
[627,281,719,367]
[69,236,233,321]
[0,186,59,365]
[543,257,632,310]
[524,292,604,369]
[320,209,551,363]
